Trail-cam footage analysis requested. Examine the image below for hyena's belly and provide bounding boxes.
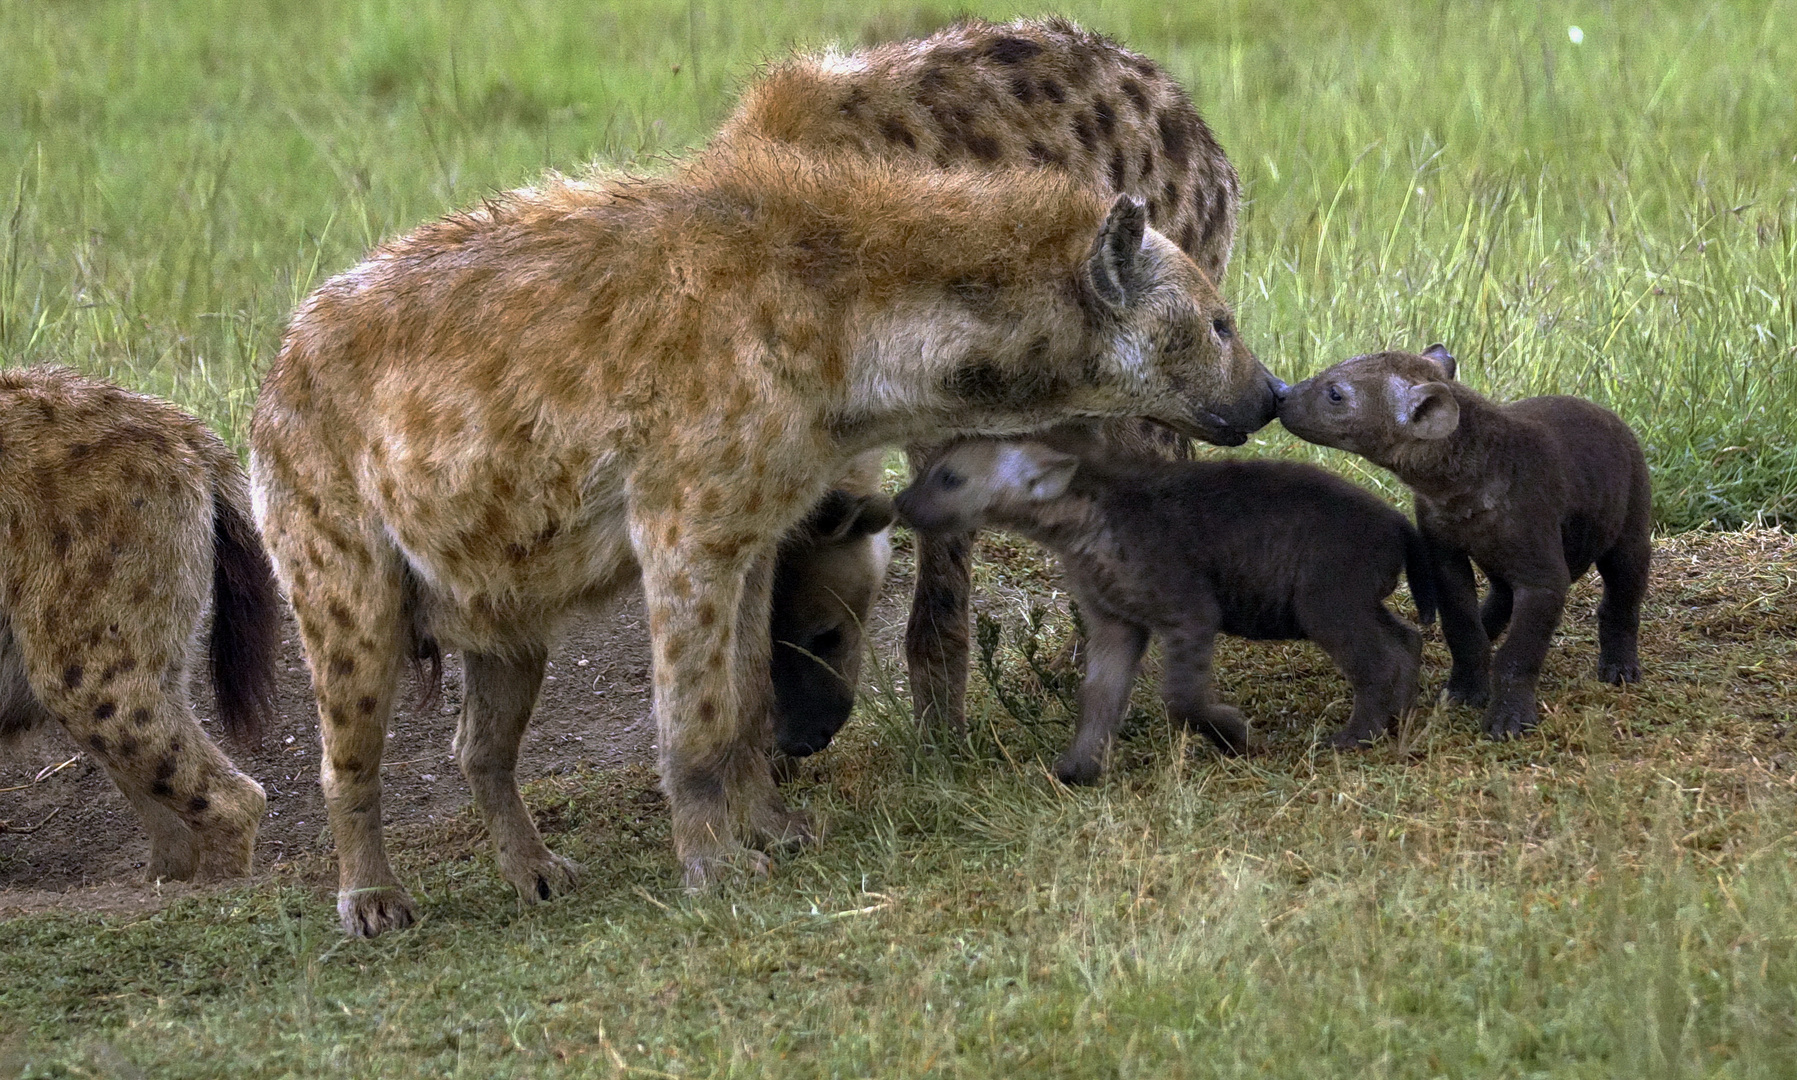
[367,443,640,650]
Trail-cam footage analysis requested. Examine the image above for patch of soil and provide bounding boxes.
[0,592,662,910]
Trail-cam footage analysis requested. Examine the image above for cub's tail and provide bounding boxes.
[1401,522,1439,627]
[209,479,281,742]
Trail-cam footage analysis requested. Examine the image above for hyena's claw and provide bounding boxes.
[681,848,772,893]
[339,885,418,938]
[502,850,581,904]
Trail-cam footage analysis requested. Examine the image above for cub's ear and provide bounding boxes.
[994,442,1080,501]
[1420,343,1457,381]
[798,490,892,545]
[1087,195,1149,309]
[1396,381,1460,440]
[849,494,896,536]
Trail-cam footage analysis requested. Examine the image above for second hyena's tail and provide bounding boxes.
[209,480,281,743]
[1401,523,1439,628]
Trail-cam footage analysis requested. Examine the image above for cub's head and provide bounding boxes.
[1079,197,1283,447]
[769,489,895,758]
[1277,344,1462,463]
[894,440,1079,536]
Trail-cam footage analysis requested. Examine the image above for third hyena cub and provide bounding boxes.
[895,440,1438,781]
[1278,345,1653,740]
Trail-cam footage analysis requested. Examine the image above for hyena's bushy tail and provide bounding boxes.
[209,478,281,742]
[1401,523,1439,628]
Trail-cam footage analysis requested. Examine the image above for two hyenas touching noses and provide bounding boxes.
[2,19,1650,938]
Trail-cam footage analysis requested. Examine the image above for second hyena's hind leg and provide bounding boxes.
[456,647,581,903]
[1594,532,1651,685]
[8,616,266,882]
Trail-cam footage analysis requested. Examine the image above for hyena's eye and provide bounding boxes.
[936,469,966,491]
[1212,317,1234,341]
[1327,384,1344,404]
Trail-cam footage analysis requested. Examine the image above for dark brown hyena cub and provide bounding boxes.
[894,440,1438,781]
[1,366,278,880]
[1278,344,1652,739]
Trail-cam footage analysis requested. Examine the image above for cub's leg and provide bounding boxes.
[1157,602,1247,756]
[1054,612,1150,785]
[1308,604,1422,749]
[903,502,974,736]
[457,648,580,903]
[1483,575,1570,740]
[1429,544,1492,708]
[1481,577,1515,640]
[1594,533,1650,685]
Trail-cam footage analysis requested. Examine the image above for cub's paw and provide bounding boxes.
[1597,657,1642,685]
[1482,700,1539,741]
[1443,679,1490,708]
[501,849,582,903]
[1329,725,1381,751]
[1052,754,1103,786]
[1192,704,1250,755]
[681,847,772,893]
[339,885,418,938]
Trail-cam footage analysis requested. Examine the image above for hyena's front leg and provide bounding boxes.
[632,504,806,890]
[457,648,580,902]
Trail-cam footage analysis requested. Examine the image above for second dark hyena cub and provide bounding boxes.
[1,366,279,880]
[895,440,1439,781]
[1278,345,1653,739]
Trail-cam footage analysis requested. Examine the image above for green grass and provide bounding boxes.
[3,0,1795,1076]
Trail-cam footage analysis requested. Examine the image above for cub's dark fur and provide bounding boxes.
[1278,344,1652,739]
[895,440,1437,782]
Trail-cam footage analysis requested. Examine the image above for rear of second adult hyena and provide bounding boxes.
[724,16,1253,748]
[0,367,278,881]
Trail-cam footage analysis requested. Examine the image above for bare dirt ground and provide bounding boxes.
[0,553,919,917]
[4,529,1792,918]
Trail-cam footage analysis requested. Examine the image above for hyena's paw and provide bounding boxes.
[144,831,200,883]
[1597,656,1642,685]
[1329,724,1382,751]
[338,885,418,938]
[747,799,818,852]
[681,847,772,893]
[1052,753,1103,786]
[1482,698,1539,741]
[1443,674,1491,708]
[192,775,267,881]
[499,847,582,904]
[1192,704,1250,755]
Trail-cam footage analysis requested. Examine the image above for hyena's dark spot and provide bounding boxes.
[357,695,378,716]
[94,701,116,720]
[984,34,1043,64]
[1120,78,1149,113]
[132,706,153,727]
[327,653,356,677]
[64,663,84,689]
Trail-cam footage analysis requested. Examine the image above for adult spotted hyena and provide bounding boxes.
[1,366,277,881]
[726,17,1250,746]
[251,141,1280,936]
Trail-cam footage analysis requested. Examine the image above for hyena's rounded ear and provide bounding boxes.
[849,493,896,537]
[1421,343,1457,381]
[1088,195,1149,308]
[1023,447,1080,502]
[1397,382,1460,440]
[800,490,895,545]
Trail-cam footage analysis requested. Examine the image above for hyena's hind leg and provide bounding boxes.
[8,608,265,882]
[261,489,412,934]
[457,647,580,902]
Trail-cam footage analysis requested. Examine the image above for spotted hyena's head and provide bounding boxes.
[1277,344,1462,464]
[1077,197,1283,447]
[768,489,895,757]
[893,440,1078,536]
